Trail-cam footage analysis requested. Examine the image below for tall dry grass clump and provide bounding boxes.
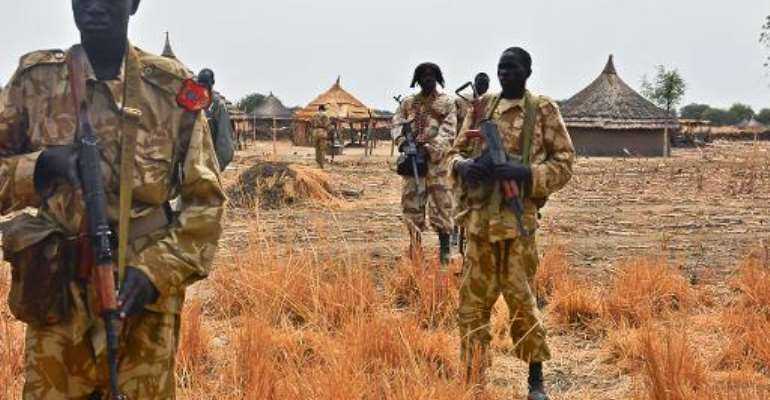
[719,247,770,372]
[605,258,692,326]
[186,222,478,400]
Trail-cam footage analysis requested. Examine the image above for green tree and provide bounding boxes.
[701,108,732,126]
[756,108,770,125]
[641,66,687,115]
[679,103,711,120]
[641,65,686,156]
[237,93,267,114]
[728,103,756,124]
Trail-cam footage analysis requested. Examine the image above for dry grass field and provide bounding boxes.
[1,139,770,399]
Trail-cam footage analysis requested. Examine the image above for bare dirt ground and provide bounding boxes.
[215,139,770,399]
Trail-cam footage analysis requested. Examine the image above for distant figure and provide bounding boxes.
[198,68,234,170]
[455,72,491,136]
[310,104,333,168]
[395,62,457,266]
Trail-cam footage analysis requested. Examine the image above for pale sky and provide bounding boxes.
[1,1,768,112]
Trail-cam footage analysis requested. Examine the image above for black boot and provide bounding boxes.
[438,232,451,267]
[527,362,549,400]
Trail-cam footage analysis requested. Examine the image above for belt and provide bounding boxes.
[127,203,172,242]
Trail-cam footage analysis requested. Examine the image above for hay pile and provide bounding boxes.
[228,162,342,209]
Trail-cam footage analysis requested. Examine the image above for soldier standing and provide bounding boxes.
[0,0,225,398]
[310,104,332,168]
[198,68,234,171]
[395,62,457,266]
[448,47,575,399]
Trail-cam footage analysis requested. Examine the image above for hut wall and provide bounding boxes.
[568,127,666,157]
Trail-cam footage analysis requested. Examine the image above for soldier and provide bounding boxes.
[0,0,225,398]
[455,72,490,136]
[197,68,234,171]
[395,62,457,266]
[310,104,332,168]
[448,47,575,399]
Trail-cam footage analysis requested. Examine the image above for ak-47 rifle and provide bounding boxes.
[479,120,529,237]
[76,102,126,400]
[399,122,426,206]
[455,81,484,127]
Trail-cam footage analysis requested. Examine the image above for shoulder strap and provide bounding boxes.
[117,48,143,280]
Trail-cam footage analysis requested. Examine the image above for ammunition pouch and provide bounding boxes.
[2,213,75,327]
[396,154,428,177]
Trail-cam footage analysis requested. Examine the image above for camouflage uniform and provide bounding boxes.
[448,91,575,372]
[0,44,225,399]
[310,110,332,168]
[395,91,457,235]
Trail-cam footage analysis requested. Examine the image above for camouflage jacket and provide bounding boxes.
[0,44,225,339]
[310,111,332,131]
[448,91,575,242]
[394,91,457,162]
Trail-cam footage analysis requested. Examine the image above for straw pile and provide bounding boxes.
[227,162,341,209]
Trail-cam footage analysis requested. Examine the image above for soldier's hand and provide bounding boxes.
[494,161,532,185]
[118,267,159,319]
[454,159,489,185]
[33,144,80,196]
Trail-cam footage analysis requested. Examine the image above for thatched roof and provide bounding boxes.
[294,77,373,121]
[161,32,177,59]
[736,117,765,129]
[561,55,677,130]
[252,92,294,120]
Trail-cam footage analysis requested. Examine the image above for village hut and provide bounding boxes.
[161,32,177,59]
[293,77,388,146]
[251,92,295,141]
[736,117,765,131]
[561,55,678,157]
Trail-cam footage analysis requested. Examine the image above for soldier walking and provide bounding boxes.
[448,47,575,399]
[0,0,225,398]
[310,104,332,168]
[198,68,234,171]
[394,62,457,266]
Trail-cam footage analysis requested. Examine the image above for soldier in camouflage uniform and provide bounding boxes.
[394,62,457,266]
[310,104,332,168]
[448,48,575,399]
[0,0,225,398]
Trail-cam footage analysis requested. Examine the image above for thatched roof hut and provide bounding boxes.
[253,92,294,120]
[292,77,387,146]
[295,77,372,122]
[561,55,678,157]
[736,117,765,130]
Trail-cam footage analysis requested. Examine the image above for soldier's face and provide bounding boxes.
[72,0,137,40]
[475,77,490,96]
[498,53,531,91]
[418,70,438,94]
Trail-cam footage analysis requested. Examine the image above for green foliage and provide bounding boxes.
[679,103,711,120]
[728,103,756,124]
[237,93,267,114]
[701,108,735,126]
[755,108,770,125]
[640,65,687,114]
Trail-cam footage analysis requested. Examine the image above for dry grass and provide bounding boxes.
[0,267,24,399]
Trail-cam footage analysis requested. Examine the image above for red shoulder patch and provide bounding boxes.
[176,79,212,112]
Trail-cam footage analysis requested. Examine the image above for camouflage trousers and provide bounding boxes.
[401,160,453,235]
[458,235,551,375]
[313,129,327,169]
[23,311,179,399]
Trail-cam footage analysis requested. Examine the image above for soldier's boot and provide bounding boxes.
[438,232,451,267]
[527,362,550,400]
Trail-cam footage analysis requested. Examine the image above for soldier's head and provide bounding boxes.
[498,47,532,98]
[411,62,445,95]
[474,73,490,96]
[72,0,140,43]
[198,68,215,90]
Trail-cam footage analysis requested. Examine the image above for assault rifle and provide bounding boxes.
[479,120,529,237]
[77,103,125,400]
[400,122,425,206]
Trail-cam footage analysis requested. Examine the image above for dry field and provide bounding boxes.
[1,139,770,399]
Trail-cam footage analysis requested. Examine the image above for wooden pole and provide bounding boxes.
[272,117,278,161]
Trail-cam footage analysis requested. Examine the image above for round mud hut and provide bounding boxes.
[561,55,678,157]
